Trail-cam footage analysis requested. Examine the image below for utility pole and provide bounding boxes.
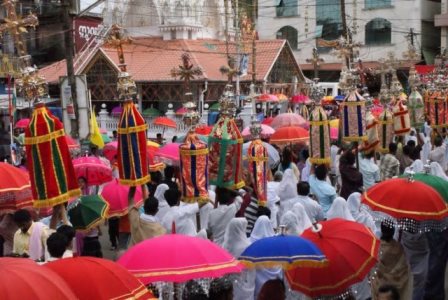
[224,0,230,60]
[252,0,256,84]
[235,0,241,107]
[62,0,79,138]
[340,0,352,67]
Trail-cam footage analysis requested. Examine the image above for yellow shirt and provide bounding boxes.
[12,222,49,257]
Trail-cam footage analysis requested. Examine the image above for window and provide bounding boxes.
[316,0,342,52]
[365,18,391,45]
[365,0,392,9]
[276,26,298,50]
[276,0,298,17]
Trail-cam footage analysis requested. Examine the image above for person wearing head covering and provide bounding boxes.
[266,171,282,229]
[404,159,424,174]
[429,161,448,180]
[280,212,300,235]
[296,182,324,223]
[250,216,283,300]
[300,158,311,182]
[346,192,377,234]
[154,184,170,221]
[291,203,313,234]
[276,169,298,220]
[429,136,447,171]
[326,197,355,221]
[223,218,255,300]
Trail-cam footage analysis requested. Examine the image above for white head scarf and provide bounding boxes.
[292,202,312,234]
[430,162,448,180]
[276,169,298,201]
[250,216,274,243]
[405,159,424,174]
[280,211,300,235]
[223,218,250,257]
[346,192,378,233]
[326,197,355,221]
[154,184,170,220]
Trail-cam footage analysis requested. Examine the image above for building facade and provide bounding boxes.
[258,0,441,81]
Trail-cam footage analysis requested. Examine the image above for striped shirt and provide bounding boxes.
[244,197,259,235]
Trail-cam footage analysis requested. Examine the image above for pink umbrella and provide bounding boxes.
[111,106,123,116]
[175,107,188,115]
[154,143,180,165]
[330,127,339,140]
[101,179,143,217]
[291,94,310,104]
[72,156,113,186]
[15,118,30,129]
[270,113,307,129]
[117,234,243,284]
[256,94,279,102]
[241,124,275,138]
[103,141,119,162]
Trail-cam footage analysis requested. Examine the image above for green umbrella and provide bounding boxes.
[142,107,161,117]
[209,102,220,111]
[400,173,448,203]
[68,195,109,231]
[101,133,111,143]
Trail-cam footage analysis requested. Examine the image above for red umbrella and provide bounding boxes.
[0,258,77,299]
[14,118,30,129]
[0,162,33,213]
[153,116,177,129]
[72,156,113,186]
[256,94,279,102]
[262,117,274,125]
[195,125,213,135]
[118,234,243,284]
[103,141,119,162]
[101,179,144,217]
[269,126,309,144]
[362,178,448,231]
[45,257,155,300]
[286,219,380,298]
[270,113,307,129]
[291,94,311,104]
[65,136,80,150]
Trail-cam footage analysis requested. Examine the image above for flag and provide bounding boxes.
[316,38,339,48]
[90,108,104,149]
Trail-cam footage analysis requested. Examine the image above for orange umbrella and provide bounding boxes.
[0,162,33,213]
[275,93,289,102]
[269,126,309,144]
[153,116,176,129]
[257,94,279,102]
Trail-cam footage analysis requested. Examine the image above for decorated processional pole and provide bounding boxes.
[0,0,80,215]
[105,25,149,200]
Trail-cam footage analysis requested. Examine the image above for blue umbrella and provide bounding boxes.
[239,234,327,270]
[334,95,345,101]
[243,141,280,169]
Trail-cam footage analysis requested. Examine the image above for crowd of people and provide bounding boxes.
[0,122,447,300]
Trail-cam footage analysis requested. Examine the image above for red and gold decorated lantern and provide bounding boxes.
[392,98,411,136]
[424,90,447,129]
[408,90,425,129]
[377,109,394,153]
[247,123,268,206]
[117,100,150,186]
[362,111,379,153]
[309,106,331,164]
[341,91,367,142]
[25,103,80,208]
[208,116,244,189]
[180,132,209,204]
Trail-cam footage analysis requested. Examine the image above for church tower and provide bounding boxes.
[103,0,234,41]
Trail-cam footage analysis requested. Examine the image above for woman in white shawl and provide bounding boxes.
[280,212,300,235]
[326,197,355,221]
[276,169,298,220]
[250,216,282,299]
[346,192,377,234]
[430,161,448,180]
[291,203,312,234]
[404,159,424,174]
[154,184,170,221]
[223,218,255,300]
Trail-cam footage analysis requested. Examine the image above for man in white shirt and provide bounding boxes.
[296,182,324,222]
[161,189,201,236]
[429,136,447,171]
[207,187,243,246]
[359,151,380,190]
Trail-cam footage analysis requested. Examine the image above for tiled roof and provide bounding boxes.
[40,38,295,84]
